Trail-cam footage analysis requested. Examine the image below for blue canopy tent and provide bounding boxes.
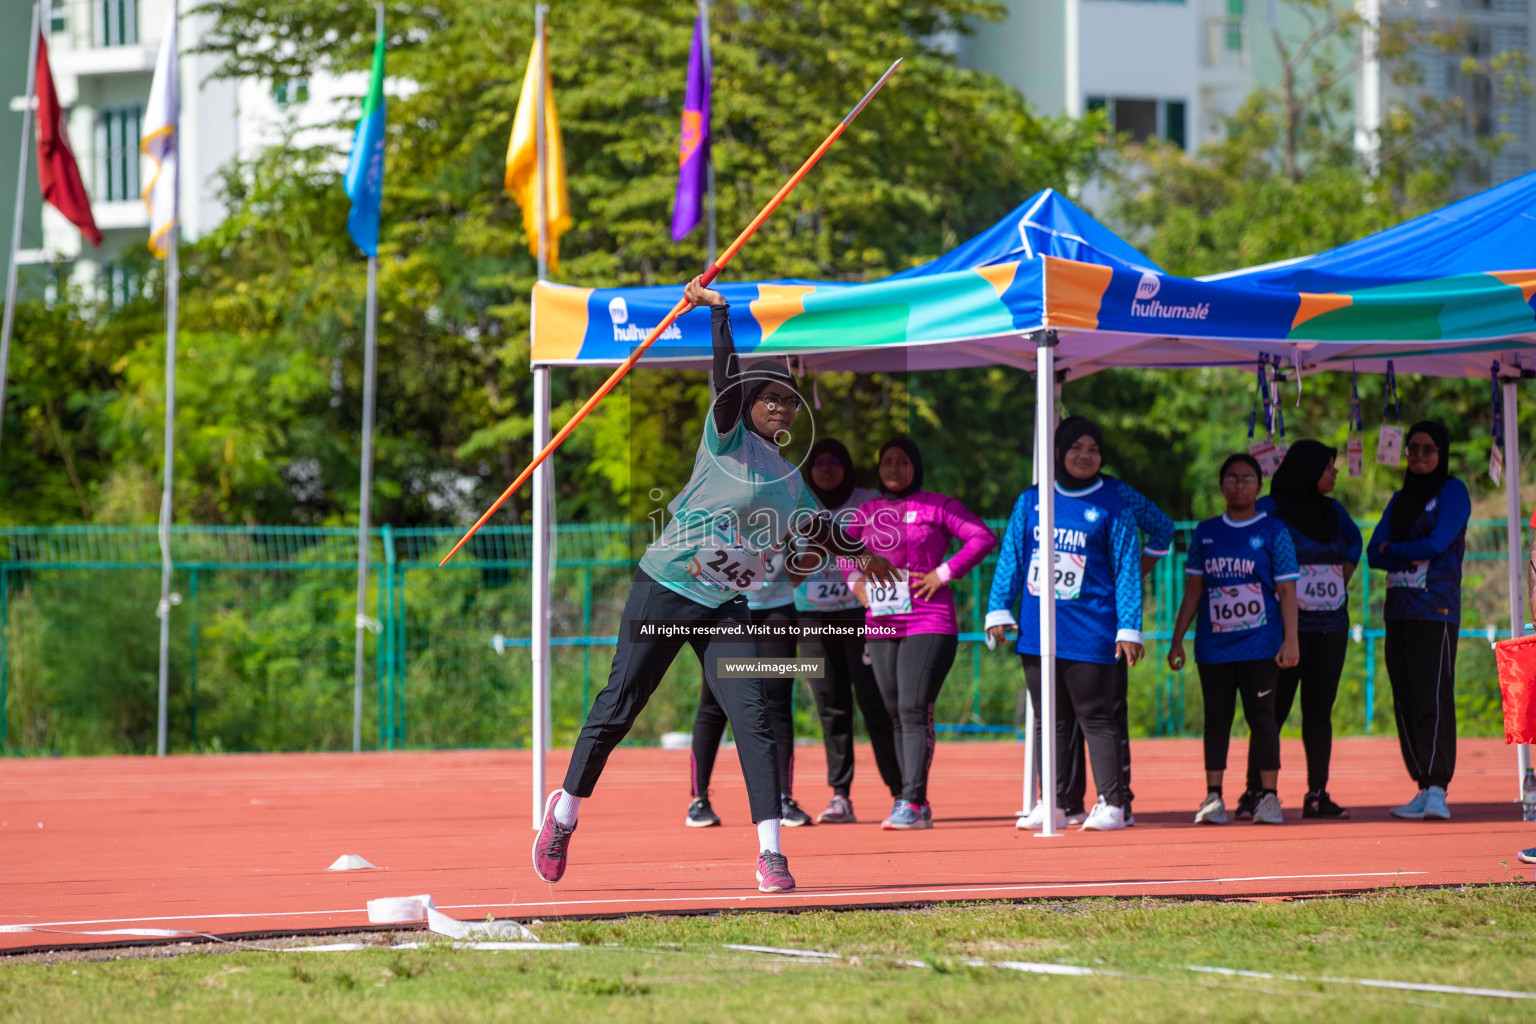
[519,186,1536,827]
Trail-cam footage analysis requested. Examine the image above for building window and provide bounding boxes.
[95,105,142,202]
[99,262,144,309]
[1089,96,1188,150]
[49,0,68,35]
[272,78,311,109]
[1164,100,1187,150]
[95,0,138,47]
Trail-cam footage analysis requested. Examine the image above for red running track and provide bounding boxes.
[2,737,1532,951]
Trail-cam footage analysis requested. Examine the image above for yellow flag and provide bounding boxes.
[506,29,571,274]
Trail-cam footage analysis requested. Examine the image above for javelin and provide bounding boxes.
[439,58,903,566]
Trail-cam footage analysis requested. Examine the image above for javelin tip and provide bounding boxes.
[841,57,904,126]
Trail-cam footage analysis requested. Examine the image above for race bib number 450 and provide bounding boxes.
[1297,563,1346,612]
[1026,549,1087,601]
[1209,583,1267,633]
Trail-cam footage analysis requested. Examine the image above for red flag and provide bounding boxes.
[34,33,101,247]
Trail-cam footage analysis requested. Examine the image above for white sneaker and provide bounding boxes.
[1252,791,1284,824]
[1065,810,1089,826]
[1016,803,1067,831]
[1194,793,1227,825]
[1080,798,1126,831]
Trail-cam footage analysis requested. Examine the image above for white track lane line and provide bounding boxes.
[0,870,1424,933]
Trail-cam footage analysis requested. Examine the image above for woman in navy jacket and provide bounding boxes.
[1366,420,1470,822]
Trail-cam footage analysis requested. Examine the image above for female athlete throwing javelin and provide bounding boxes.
[533,276,898,894]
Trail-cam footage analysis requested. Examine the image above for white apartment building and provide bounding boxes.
[957,0,1255,153]
[1370,0,1535,188]
[4,0,359,297]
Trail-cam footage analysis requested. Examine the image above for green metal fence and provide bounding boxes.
[0,519,1524,755]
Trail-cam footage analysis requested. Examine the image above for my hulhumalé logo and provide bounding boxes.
[1130,271,1210,320]
[609,295,682,343]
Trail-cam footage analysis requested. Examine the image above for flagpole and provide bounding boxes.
[530,1,552,826]
[352,1,384,756]
[700,0,715,266]
[0,1,41,454]
[155,2,180,758]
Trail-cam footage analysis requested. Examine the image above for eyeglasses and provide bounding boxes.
[811,454,842,468]
[756,393,802,412]
[1406,443,1439,456]
[1222,474,1259,486]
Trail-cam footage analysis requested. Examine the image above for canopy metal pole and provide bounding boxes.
[1020,404,1041,818]
[1035,331,1060,837]
[0,2,41,454]
[1502,375,1528,795]
[530,2,551,829]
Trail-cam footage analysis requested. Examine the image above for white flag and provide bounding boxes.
[140,3,178,258]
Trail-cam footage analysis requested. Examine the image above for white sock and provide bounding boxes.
[757,817,781,855]
[554,791,581,827]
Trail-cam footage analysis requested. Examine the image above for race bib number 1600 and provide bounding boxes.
[1209,583,1266,633]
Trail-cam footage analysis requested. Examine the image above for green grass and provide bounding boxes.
[5,888,1536,1022]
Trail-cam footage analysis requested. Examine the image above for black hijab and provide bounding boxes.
[1389,420,1452,540]
[877,436,923,500]
[735,359,799,440]
[805,438,856,510]
[1055,416,1104,488]
[1268,439,1339,542]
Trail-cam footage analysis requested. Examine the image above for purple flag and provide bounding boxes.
[670,12,711,242]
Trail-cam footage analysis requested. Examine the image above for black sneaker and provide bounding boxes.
[1302,790,1351,819]
[1234,790,1259,821]
[685,797,721,828]
[780,796,813,827]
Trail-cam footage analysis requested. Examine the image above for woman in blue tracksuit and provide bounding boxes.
[1167,453,1300,826]
[1367,420,1470,822]
[1243,440,1362,820]
[986,417,1144,832]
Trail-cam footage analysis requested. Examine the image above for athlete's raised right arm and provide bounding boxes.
[683,276,739,435]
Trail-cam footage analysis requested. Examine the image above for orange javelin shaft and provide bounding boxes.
[439,58,902,566]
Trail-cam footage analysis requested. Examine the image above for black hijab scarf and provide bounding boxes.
[805,438,856,510]
[877,436,923,500]
[1054,416,1104,488]
[1389,420,1452,540]
[736,359,799,440]
[1268,439,1339,542]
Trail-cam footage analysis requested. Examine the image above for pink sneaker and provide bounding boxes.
[755,850,796,893]
[532,789,576,883]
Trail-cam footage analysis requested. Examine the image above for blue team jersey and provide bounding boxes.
[1186,512,1299,664]
[986,479,1141,665]
[1366,478,1470,624]
[1255,495,1362,635]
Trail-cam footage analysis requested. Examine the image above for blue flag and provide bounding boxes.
[344,15,386,256]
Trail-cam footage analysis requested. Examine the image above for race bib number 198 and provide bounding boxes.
[1026,550,1087,600]
[1209,583,1266,633]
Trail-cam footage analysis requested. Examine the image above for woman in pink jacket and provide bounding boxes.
[848,437,997,830]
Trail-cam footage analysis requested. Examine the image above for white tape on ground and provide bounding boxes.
[0,871,1427,935]
[365,894,538,942]
[1185,965,1536,1002]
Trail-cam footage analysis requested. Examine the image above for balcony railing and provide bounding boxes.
[1204,16,1249,70]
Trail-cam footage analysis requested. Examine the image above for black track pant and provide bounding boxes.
[1198,658,1281,775]
[691,603,796,800]
[1064,658,1132,814]
[801,607,902,798]
[868,633,958,804]
[1023,655,1124,809]
[565,573,780,823]
[1384,619,1458,791]
[1245,629,1348,794]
